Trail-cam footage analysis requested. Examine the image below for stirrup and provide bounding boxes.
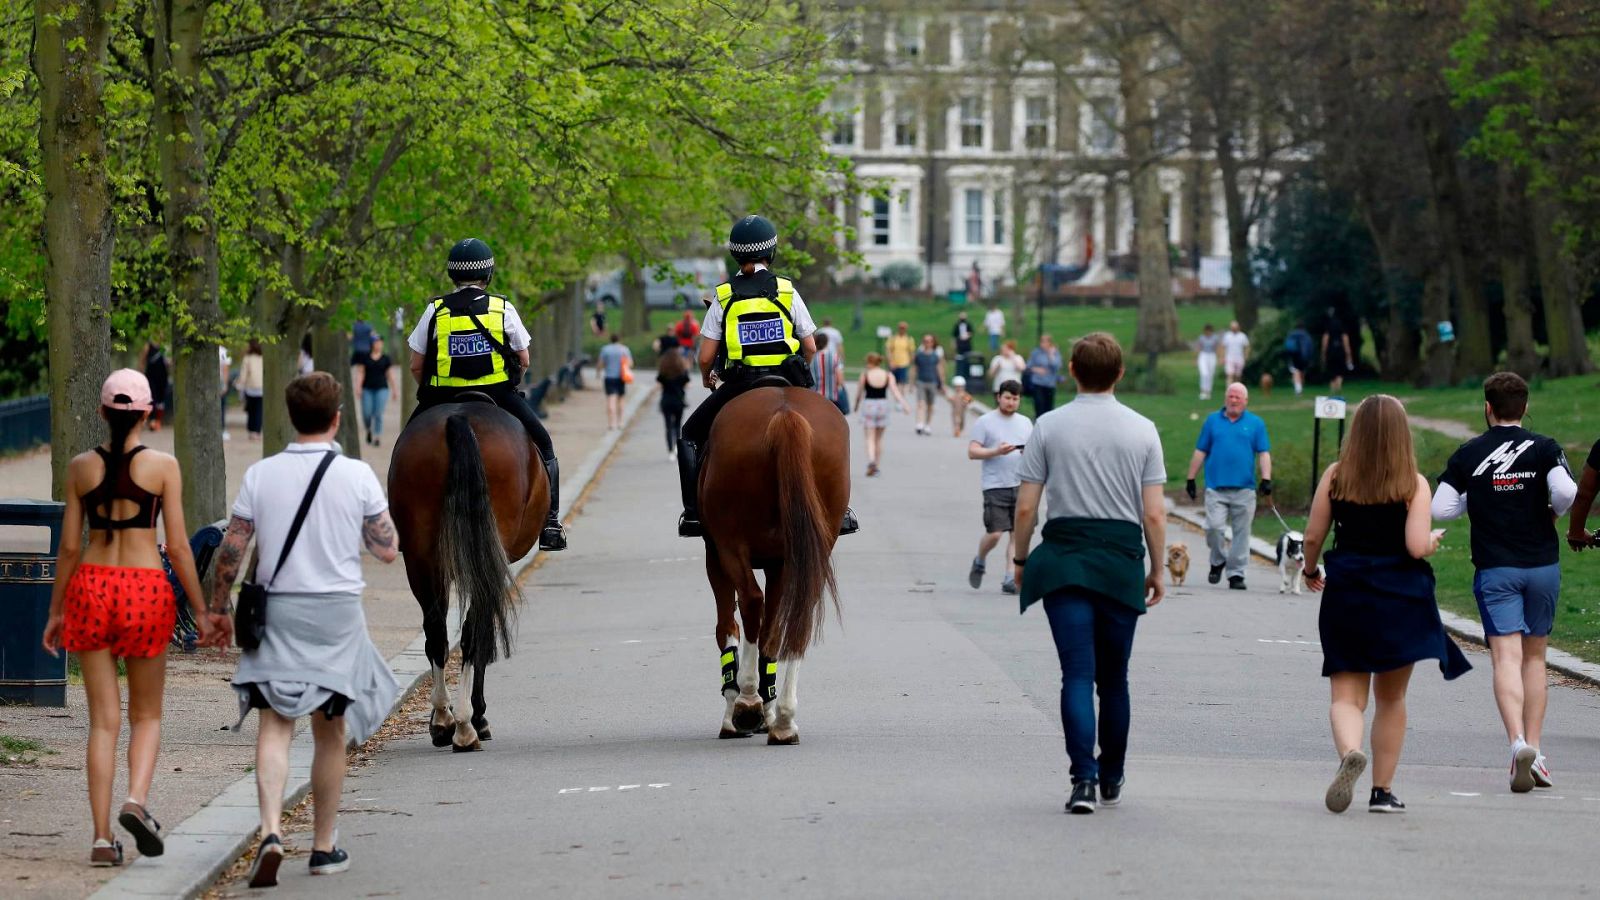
[678,511,705,538]
[539,516,567,551]
[839,507,860,536]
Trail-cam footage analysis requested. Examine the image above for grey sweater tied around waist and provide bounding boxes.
[231,591,400,745]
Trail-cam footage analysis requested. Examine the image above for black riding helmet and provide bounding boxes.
[447,238,495,284]
[727,215,778,264]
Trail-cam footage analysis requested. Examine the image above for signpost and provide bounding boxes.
[1310,396,1348,494]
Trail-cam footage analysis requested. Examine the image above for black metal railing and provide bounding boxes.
[0,395,49,455]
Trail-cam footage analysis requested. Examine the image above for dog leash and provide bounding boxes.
[1266,500,1294,534]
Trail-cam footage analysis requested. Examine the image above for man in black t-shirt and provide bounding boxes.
[1567,438,1600,551]
[1432,372,1577,793]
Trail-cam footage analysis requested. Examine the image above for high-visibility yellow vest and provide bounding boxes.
[718,277,799,368]
[430,293,510,387]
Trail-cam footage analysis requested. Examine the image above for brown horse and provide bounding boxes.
[702,385,849,744]
[388,399,548,752]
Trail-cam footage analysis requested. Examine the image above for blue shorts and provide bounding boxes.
[1473,564,1560,638]
[603,377,626,397]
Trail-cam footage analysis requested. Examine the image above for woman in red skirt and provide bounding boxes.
[41,369,228,866]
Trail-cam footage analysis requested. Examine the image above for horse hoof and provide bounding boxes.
[731,699,764,733]
[767,729,799,746]
[451,740,482,753]
[477,729,492,742]
[430,726,453,748]
[718,726,753,740]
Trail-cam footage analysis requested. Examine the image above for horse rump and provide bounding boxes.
[765,407,840,660]
[439,413,519,668]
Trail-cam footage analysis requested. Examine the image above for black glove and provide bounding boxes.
[1185,478,1197,501]
[1259,479,1273,496]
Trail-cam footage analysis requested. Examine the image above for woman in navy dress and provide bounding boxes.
[1301,394,1469,815]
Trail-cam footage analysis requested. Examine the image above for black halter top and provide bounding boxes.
[82,446,162,531]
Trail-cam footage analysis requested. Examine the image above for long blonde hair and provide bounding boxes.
[1329,394,1416,505]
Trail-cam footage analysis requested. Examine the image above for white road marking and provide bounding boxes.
[588,786,610,792]
[558,788,584,794]
[619,785,640,791]
[1256,639,1318,646]
[1450,792,1481,797]
[622,640,642,644]
[558,783,673,795]
[649,783,671,788]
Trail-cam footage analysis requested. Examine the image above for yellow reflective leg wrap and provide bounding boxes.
[760,658,778,703]
[721,649,738,694]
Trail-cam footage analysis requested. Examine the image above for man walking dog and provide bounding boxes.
[1186,383,1272,590]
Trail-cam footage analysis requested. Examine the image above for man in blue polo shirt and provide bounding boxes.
[1185,382,1273,589]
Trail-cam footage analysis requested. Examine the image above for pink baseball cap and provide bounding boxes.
[101,368,154,411]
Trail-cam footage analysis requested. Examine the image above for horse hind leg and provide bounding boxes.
[414,576,455,748]
[767,659,801,746]
[451,612,482,753]
[710,546,760,739]
[470,660,491,741]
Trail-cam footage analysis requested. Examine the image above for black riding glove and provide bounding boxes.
[1259,479,1273,496]
[1185,479,1197,501]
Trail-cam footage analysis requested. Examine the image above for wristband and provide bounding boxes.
[1013,557,1029,566]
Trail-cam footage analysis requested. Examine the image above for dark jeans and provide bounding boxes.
[662,408,683,451]
[1042,587,1140,784]
[1032,385,1056,417]
[681,360,810,446]
[244,393,264,434]
[413,382,554,463]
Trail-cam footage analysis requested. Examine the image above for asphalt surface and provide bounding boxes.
[216,389,1600,898]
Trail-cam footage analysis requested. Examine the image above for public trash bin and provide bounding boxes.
[0,499,66,706]
[948,289,968,305]
[964,354,988,395]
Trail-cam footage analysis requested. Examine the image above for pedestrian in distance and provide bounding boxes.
[1194,324,1220,400]
[1300,394,1469,814]
[988,339,1026,394]
[590,299,607,336]
[1321,305,1355,394]
[1012,332,1167,815]
[912,333,946,435]
[1431,373,1576,791]
[353,337,397,447]
[656,345,691,460]
[1567,435,1600,551]
[885,320,915,388]
[1185,382,1273,590]
[983,302,1005,352]
[952,309,974,370]
[673,309,701,357]
[967,260,985,305]
[138,341,169,431]
[854,351,910,477]
[210,372,403,888]
[966,379,1032,595]
[1027,334,1063,417]
[1221,320,1250,382]
[1284,322,1314,397]
[240,339,266,441]
[42,369,226,868]
[405,238,565,550]
[948,375,973,437]
[598,333,634,431]
[219,345,235,441]
[808,331,847,416]
[817,316,845,362]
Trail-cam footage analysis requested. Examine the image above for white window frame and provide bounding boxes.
[963,189,985,248]
[896,188,917,248]
[888,95,919,150]
[869,195,892,247]
[955,95,987,152]
[827,92,860,150]
[993,189,1007,246]
[954,15,987,64]
[1019,94,1052,151]
[1082,96,1119,156]
[890,16,923,60]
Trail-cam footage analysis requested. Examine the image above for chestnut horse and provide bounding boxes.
[388,399,548,752]
[702,385,849,744]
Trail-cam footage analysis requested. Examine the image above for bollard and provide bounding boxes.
[0,499,67,706]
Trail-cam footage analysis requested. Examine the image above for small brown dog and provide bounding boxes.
[1167,544,1191,586]
[1259,372,1275,395]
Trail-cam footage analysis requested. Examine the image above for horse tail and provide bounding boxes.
[438,413,518,669]
[766,406,839,659]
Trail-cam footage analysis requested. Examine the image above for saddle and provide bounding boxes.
[452,390,497,406]
[748,374,792,389]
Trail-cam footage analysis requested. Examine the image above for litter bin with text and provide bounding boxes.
[0,499,66,706]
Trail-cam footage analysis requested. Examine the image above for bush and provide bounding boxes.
[876,261,925,291]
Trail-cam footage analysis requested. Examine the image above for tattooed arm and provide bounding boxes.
[209,515,255,614]
[363,510,400,563]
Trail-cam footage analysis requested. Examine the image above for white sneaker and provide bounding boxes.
[1532,753,1553,788]
[1510,742,1537,793]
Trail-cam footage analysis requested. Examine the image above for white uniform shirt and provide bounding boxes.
[406,290,532,354]
[231,442,388,595]
[699,263,817,342]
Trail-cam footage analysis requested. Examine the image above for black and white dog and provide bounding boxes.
[1275,531,1306,595]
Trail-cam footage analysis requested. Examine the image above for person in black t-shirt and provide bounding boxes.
[353,337,397,447]
[1432,372,1577,792]
[1567,438,1600,551]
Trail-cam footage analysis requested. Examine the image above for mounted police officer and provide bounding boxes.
[676,215,859,538]
[406,238,567,551]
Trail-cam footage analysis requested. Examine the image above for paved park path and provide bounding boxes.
[206,388,1600,898]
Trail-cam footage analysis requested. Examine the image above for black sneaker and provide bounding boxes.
[1066,780,1097,815]
[1228,575,1246,590]
[309,846,351,876]
[1208,564,1224,584]
[967,557,985,589]
[1368,787,1406,814]
[248,834,284,888]
[1099,777,1124,807]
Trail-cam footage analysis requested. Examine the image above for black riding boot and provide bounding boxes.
[540,457,567,551]
[841,508,860,535]
[677,438,704,537]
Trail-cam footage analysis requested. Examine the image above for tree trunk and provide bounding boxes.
[398,304,418,422]
[1357,200,1419,382]
[259,246,309,450]
[151,0,225,526]
[35,0,115,500]
[1419,259,1455,388]
[1120,35,1181,354]
[1215,131,1257,330]
[1530,192,1595,377]
[312,321,362,457]
[1496,163,1539,378]
[622,262,647,338]
[1421,102,1493,379]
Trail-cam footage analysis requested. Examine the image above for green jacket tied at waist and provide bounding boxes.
[1020,517,1149,615]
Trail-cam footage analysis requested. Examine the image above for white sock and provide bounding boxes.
[1512,736,1529,752]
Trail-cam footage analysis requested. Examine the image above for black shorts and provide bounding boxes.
[244,683,350,720]
[982,487,1018,534]
[604,377,626,396]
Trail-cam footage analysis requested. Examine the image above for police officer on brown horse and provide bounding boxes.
[676,215,858,538]
[406,238,567,551]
